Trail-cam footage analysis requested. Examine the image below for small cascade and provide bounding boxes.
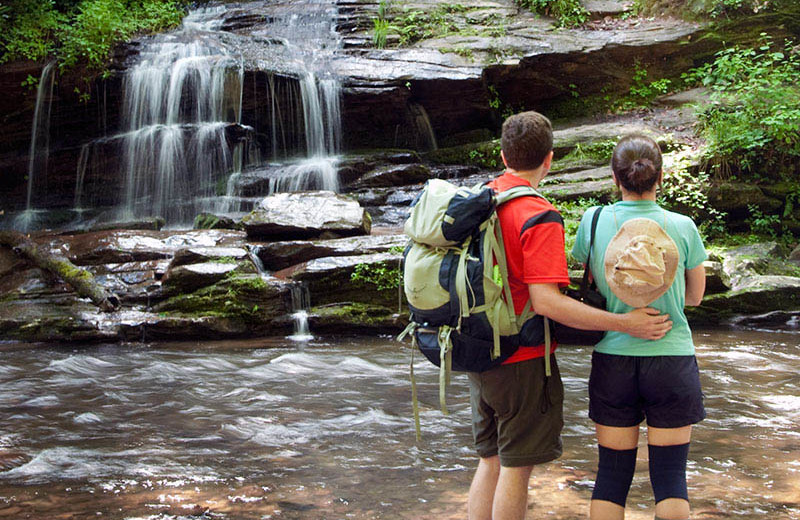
[15,62,56,231]
[408,103,438,152]
[289,283,313,342]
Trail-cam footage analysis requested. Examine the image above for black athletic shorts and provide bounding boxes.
[589,351,706,428]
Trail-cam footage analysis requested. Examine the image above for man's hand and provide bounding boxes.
[621,307,672,340]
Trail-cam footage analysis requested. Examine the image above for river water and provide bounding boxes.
[0,329,797,519]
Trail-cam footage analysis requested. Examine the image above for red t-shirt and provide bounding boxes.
[488,172,570,364]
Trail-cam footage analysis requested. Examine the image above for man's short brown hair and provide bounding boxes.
[501,111,553,171]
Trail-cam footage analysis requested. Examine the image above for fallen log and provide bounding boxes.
[0,230,120,312]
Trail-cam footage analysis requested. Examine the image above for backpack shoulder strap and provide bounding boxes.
[494,185,544,206]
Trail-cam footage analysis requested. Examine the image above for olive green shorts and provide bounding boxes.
[467,355,564,467]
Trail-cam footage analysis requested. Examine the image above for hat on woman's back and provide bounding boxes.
[604,218,679,308]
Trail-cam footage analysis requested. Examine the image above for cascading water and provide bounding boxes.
[117,8,245,225]
[15,62,56,231]
[225,0,344,205]
[288,283,313,342]
[74,1,343,225]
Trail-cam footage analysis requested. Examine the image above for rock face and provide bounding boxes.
[241,192,372,240]
[686,242,800,325]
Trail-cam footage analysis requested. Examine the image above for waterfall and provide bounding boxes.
[15,62,56,231]
[117,25,245,224]
[56,1,345,228]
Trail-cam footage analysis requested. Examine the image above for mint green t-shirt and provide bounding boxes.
[571,201,707,356]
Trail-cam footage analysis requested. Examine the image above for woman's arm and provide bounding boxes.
[685,264,706,307]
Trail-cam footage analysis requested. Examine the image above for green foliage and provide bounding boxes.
[657,155,727,239]
[351,262,403,292]
[614,62,672,110]
[565,139,617,163]
[516,0,589,27]
[0,1,63,64]
[373,16,390,48]
[1,0,187,75]
[746,204,780,237]
[634,0,787,18]
[688,35,800,178]
[558,197,601,261]
[467,142,503,169]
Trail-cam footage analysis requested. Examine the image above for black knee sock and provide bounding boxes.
[592,445,638,507]
[648,443,690,504]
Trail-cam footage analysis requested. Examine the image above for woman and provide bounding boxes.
[571,135,707,520]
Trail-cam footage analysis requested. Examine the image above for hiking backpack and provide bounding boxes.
[398,178,554,434]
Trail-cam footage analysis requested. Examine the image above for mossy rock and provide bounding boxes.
[424,140,502,169]
[154,274,290,330]
[309,303,408,334]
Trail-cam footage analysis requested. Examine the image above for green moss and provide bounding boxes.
[52,260,93,284]
[425,139,502,168]
[156,274,272,320]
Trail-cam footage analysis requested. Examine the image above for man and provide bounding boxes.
[467,111,672,520]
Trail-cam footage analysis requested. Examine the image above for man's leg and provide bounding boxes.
[493,464,534,520]
[469,455,500,520]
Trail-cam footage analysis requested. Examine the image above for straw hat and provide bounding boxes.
[603,218,679,307]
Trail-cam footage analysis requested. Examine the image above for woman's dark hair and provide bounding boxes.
[501,111,553,171]
[611,135,663,194]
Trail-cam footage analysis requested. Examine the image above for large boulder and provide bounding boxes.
[256,234,407,272]
[241,191,372,241]
[686,242,800,325]
[349,163,432,189]
[289,252,403,308]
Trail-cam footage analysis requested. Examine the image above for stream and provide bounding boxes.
[0,328,797,519]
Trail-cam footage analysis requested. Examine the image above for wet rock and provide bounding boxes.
[254,234,407,272]
[690,276,800,325]
[703,260,729,295]
[152,274,292,335]
[707,183,783,223]
[790,245,800,264]
[0,247,23,278]
[289,252,403,308]
[162,262,240,293]
[242,191,371,240]
[719,242,788,290]
[170,247,250,268]
[350,163,432,189]
[728,310,800,332]
[194,213,240,230]
[655,87,710,108]
[686,242,800,324]
[551,122,663,158]
[309,302,408,334]
[79,217,166,232]
[539,178,617,203]
[44,229,247,266]
[543,166,613,185]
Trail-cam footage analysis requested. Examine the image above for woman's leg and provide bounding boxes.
[647,425,692,520]
[590,424,640,520]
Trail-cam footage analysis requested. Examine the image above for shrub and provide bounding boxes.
[516,0,589,28]
[687,34,800,178]
[1,0,187,75]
